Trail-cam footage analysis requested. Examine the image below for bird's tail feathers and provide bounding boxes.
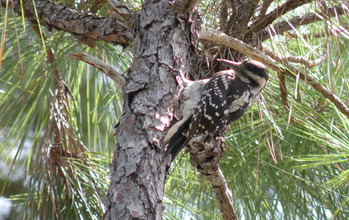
[164,118,192,162]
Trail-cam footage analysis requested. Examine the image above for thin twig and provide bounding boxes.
[90,0,107,14]
[285,23,349,39]
[32,23,86,180]
[278,71,289,110]
[263,46,329,68]
[282,66,349,119]
[70,52,126,87]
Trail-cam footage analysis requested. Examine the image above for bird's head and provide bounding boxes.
[217,59,269,90]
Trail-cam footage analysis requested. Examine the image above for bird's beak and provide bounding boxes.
[217,59,243,71]
[217,59,241,65]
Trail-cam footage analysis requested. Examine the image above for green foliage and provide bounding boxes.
[0,11,130,219]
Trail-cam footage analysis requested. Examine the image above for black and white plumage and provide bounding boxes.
[164,59,269,162]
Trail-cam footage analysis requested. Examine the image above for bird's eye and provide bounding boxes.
[245,63,256,71]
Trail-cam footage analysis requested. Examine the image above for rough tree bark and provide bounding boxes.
[103,0,200,219]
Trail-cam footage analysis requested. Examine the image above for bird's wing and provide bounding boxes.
[187,73,235,137]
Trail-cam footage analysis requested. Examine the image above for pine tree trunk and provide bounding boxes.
[104,0,199,219]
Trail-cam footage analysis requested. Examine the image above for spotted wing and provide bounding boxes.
[187,71,236,137]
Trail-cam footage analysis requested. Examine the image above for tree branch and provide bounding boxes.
[259,4,349,42]
[255,0,273,23]
[108,0,136,28]
[168,0,198,14]
[248,0,313,35]
[200,27,280,70]
[189,135,238,220]
[226,0,237,33]
[70,52,126,87]
[231,0,259,38]
[1,0,134,46]
[209,168,237,220]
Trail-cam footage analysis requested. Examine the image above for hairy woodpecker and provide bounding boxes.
[164,59,269,162]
